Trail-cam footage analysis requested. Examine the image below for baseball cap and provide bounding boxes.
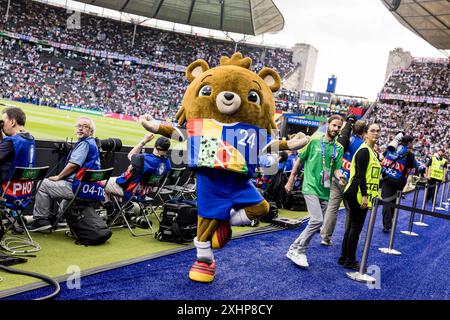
[155,137,171,151]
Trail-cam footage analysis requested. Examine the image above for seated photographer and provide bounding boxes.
[103,134,172,222]
[0,107,36,198]
[28,117,101,232]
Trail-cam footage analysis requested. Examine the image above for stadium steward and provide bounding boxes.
[340,123,382,270]
[426,148,448,203]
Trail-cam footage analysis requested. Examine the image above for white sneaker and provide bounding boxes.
[286,249,295,260]
[287,250,309,269]
[321,239,333,246]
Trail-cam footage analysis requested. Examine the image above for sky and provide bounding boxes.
[47,0,448,101]
[260,0,448,100]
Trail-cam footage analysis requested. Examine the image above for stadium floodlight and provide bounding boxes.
[75,0,284,36]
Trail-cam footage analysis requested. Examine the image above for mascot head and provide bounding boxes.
[176,52,281,133]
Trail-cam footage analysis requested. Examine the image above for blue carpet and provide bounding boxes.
[4,190,450,300]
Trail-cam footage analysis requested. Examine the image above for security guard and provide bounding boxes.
[426,148,448,203]
[340,123,381,270]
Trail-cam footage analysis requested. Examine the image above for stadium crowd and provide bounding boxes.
[367,102,450,162]
[381,60,450,98]
[0,38,183,119]
[0,0,295,78]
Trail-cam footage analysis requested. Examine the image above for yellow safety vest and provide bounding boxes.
[345,143,381,209]
[430,156,446,181]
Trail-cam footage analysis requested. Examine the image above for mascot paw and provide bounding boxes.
[189,260,216,283]
[212,220,232,249]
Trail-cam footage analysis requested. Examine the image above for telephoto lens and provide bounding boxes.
[387,132,404,152]
[135,216,152,229]
[96,138,122,152]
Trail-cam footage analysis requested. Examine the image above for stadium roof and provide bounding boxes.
[381,0,450,50]
[76,0,284,36]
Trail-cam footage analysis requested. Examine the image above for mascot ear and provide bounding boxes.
[186,59,210,83]
[258,67,281,92]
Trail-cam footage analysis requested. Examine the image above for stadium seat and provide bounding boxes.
[107,171,169,237]
[58,168,114,237]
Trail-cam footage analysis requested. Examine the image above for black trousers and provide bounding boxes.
[426,178,441,203]
[381,178,405,230]
[341,195,368,263]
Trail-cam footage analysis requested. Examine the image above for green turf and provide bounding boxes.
[0,99,185,148]
[0,209,308,294]
[0,98,309,294]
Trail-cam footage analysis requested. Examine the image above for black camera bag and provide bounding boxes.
[156,198,197,243]
[65,201,112,246]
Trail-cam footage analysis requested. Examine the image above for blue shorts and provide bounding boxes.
[196,169,264,220]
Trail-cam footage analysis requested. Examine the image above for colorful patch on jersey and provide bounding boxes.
[187,119,271,177]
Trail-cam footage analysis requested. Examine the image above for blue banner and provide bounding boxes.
[326,76,337,93]
[287,117,320,127]
[58,105,73,111]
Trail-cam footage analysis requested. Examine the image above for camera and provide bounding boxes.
[346,114,357,123]
[95,138,122,153]
[337,115,357,151]
[387,132,404,152]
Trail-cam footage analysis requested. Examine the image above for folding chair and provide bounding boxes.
[173,171,196,200]
[108,171,167,237]
[157,167,187,201]
[0,166,49,254]
[58,168,114,236]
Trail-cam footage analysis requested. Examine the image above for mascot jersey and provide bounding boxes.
[187,118,271,178]
[186,118,270,220]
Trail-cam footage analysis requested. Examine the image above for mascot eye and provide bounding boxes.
[199,85,212,97]
[248,91,261,104]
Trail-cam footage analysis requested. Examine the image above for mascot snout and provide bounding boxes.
[216,91,242,115]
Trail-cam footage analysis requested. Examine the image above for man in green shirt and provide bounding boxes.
[285,115,344,268]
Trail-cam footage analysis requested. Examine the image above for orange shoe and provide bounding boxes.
[211,220,232,249]
[189,260,216,283]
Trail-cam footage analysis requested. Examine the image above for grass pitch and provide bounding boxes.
[0,99,184,148]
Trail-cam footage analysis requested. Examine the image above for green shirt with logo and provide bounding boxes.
[297,133,344,200]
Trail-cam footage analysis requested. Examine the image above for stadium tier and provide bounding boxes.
[0,0,299,119]
[366,58,450,162]
[0,0,295,76]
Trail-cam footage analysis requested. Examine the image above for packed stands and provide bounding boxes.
[367,58,450,161]
[0,38,184,119]
[368,102,450,161]
[0,0,295,77]
[381,59,450,98]
[0,0,299,119]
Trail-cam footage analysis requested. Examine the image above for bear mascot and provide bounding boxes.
[139,52,310,283]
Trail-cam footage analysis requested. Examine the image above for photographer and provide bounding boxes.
[320,116,366,246]
[103,133,171,222]
[425,148,448,203]
[29,117,101,232]
[0,107,36,194]
[380,134,416,233]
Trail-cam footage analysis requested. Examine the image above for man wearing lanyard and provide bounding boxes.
[285,115,344,269]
